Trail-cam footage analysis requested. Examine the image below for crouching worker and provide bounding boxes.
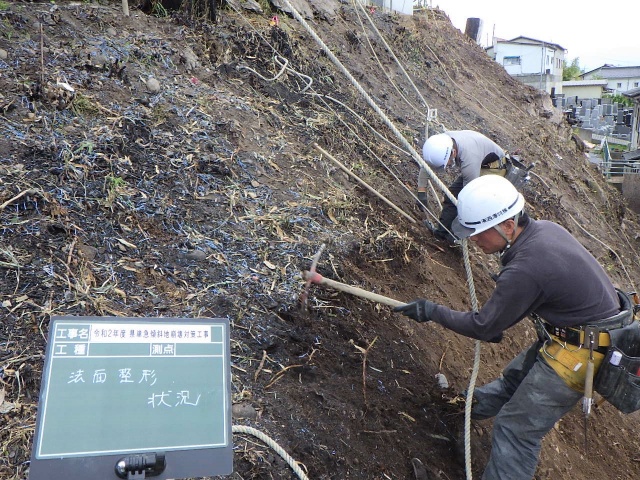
[418,130,506,245]
[395,175,633,480]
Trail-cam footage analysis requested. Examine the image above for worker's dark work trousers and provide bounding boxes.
[471,342,582,480]
[436,175,464,237]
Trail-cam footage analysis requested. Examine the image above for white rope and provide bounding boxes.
[279,4,483,478]
[308,93,411,156]
[351,1,425,117]
[279,0,455,207]
[237,55,289,82]
[353,10,484,475]
[233,5,482,477]
[461,240,481,479]
[353,0,430,114]
[237,54,314,92]
[232,424,309,480]
[226,5,443,238]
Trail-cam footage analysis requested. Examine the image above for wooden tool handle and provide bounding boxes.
[303,270,405,307]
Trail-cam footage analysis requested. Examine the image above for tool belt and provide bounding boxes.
[480,154,514,178]
[480,166,507,177]
[541,340,605,392]
[481,159,506,170]
[540,323,610,354]
[480,157,508,178]
[594,319,640,413]
[537,289,634,393]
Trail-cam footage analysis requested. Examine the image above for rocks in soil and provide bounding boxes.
[146,77,161,93]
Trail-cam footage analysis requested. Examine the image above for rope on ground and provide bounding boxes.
[236,54,289,82]
[420,14,523,133]
[314,143,417,223]
[232,424,309,480]
[308,93,411,157]
[237,54,313,93]
[306,93,446,225]
[226,4,443,232]
[351,1,451,222]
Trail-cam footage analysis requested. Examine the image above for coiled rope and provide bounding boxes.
[232,424,309,480]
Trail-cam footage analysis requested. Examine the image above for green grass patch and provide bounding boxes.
[71,93,100,116]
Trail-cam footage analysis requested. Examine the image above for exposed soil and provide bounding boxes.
[1,1,640,479]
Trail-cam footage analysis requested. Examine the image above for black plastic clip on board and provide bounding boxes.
[115,452,166,479]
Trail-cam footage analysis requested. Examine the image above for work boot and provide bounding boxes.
[434,229,459,248]
[424,220,459,247]
[423,219,438,233]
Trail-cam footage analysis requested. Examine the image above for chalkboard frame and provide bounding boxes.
[29,316,233,480]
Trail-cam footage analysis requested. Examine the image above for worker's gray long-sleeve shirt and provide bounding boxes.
[431,217,620,341]
[418,130,505,189]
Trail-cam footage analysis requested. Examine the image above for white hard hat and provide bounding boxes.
[422,133,453,168]
[452,175,525,238]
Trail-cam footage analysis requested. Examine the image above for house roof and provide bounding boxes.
[562,80,608,87]
[493,36,566,52]
[623,87,640,99]
[581,64,615,77]
[583,66,640,79]
[600,66,640,78]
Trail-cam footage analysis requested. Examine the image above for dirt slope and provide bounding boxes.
[1,1,640,479]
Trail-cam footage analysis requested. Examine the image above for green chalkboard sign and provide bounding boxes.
[29,316,232,480]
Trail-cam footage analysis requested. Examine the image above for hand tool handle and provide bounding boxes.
[583,360,595,415]
[303,270,406,307]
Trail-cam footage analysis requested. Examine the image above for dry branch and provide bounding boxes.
[314,143,417,224]
[350,336,378,406]
[0,189,41,212]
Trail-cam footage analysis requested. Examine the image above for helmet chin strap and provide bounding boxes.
[493,212,521,253]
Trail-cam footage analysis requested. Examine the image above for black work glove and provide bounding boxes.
[393,299,436,323]
[481,152,500,165]
[416,191,428,211]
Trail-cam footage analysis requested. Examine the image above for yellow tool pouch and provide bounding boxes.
[480,157,508,177]
[480,167,507,177]
[541,339,605,392]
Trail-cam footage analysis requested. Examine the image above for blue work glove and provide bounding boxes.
[393,300,436,322]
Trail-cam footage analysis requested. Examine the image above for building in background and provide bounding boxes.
[369,0,413,15]
[582,66,640,95]
[485,36,565,95]
[562,79,610,101]
[623,87,640,150]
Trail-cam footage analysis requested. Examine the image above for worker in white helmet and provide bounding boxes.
[418,130,506,245]
[396,175,633,479]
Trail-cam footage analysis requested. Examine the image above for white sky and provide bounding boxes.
[429,0,640,72]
